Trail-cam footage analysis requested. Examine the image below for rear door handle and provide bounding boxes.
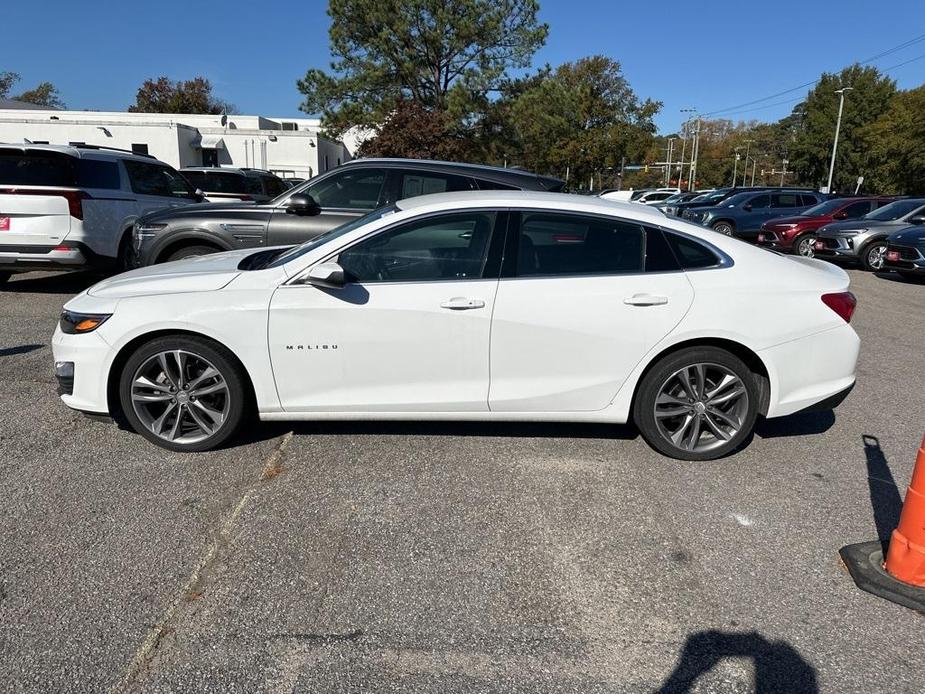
[623,293,669,307]
[440,297,485,310]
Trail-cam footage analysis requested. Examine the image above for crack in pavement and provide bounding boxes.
[109,430,294,694]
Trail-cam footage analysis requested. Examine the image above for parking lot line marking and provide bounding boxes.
[109,431,294,694]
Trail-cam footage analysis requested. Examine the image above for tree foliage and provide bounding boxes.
[0,71,65,108]
[789,64,896,192]
[298,0,548,135]
[861,85,925,195]
[129,76,236,115]
[358,98,467,160]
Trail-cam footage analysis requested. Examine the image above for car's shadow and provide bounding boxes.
[754,410,835,439]
[874,271,924,285]
[3,271,109,295]
[236,419,640,447]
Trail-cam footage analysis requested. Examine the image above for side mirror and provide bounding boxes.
[832,210,848,220]
[287,193,321,216]
[305,262,345,289]
[909,214,925,225]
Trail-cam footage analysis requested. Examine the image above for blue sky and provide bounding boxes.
[6,0,925,134]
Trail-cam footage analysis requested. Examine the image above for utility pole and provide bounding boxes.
[827,87,853,194]
[677,118,689,189]
[780,158,788,187]
[665,138,675,186]
[751,155,760,186]
[741,140,753,187]
[733,147,741,187]
[690,117,701,192]
[681,108,697,191]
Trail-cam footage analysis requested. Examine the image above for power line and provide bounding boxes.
[700,30,925,118]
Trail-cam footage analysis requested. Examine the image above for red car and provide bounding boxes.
[757,197,896,257]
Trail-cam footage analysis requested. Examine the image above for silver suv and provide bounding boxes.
[814,198,925,271]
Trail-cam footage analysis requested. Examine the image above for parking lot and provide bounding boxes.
[0,268,922,693]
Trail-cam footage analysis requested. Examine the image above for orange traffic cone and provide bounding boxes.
[841,435,925,612]
[884,436,925,585]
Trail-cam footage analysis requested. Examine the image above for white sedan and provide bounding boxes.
[52,191,859,461]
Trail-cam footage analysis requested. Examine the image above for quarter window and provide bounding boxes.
[306,168,386,209]
[515,212,644,277]
[338,211,495,283]
[665,232,721,269]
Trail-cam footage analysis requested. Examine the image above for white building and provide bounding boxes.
[0,109,351,180]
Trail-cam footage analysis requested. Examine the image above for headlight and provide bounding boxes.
[134,222,167,240]
[59,310,112,334]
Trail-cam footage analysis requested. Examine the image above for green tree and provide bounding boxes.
[15,82,65,109]
[358,98,468,159]
[298,0,547,136]
[789,64,896,192]
[861,85,925,194]
[503,56,660,186]
[0,71,19,99]
[129,76,236,115]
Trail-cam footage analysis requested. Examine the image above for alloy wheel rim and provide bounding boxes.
[653,362,749,454]
[131,350,230,444]
[869,245,886,270]
[798,237,815,257]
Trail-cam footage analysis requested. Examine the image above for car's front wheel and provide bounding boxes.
[633,347,759,461]
[862,241,887,271]
[119,335,248,452]
[793,233,816,257]
[166,245,220,263]
[712,221,735,236]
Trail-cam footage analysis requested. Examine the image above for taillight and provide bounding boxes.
[0,188,90,219]
[822,291,857,323]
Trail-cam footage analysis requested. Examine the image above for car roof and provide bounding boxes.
[343,157,564,190]
[394,190,669,222]
[180,167,249,176]
[0,142,158,162]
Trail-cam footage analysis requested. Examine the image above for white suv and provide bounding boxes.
[0,144,200,284]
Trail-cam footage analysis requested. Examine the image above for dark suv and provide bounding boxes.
[683,189,826,241]
[134,159,564,265]
[179,167,289,203]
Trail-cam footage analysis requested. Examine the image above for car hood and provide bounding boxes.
[140,200,269,222]
[86,249,256,298]
[888,225,925,245]
[765,215,824,226]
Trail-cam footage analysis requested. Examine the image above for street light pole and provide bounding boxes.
[732,147,741,187]
[780,158,788,187]
[665,138,675,186]
[690,116,701,192]
[681,108,697,191]
[826,87,853,194]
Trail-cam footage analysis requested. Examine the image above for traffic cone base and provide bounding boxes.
[840,541,925,613]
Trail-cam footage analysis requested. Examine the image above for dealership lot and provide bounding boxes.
[0,269,923,692]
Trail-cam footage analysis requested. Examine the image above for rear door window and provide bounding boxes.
[747,194,771,209]
[76,158,121,190]
[399,171,473,199]
[771,193,800,208]
[842,200,873,218]
[0,151,77,186]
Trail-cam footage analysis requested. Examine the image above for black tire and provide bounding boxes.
[792,233,816,258]
[166,245,220,263]
[633,346,759,461]
[117,231,136,272]
[0,271,11,286]
[118,335,248,452]
[712,221,735,236]
[861,241,887,271]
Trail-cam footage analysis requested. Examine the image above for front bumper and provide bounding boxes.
[51,326,112,414]
[813,235,861,261]
[757,229,796,251]
[884,244,925,275]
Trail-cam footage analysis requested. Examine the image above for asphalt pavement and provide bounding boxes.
[0,268,923,693]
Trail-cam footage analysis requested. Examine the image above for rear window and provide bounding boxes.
[182,170,247,194]
[76,159,121,190]
[0,151,77,186]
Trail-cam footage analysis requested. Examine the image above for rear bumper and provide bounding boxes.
[759,323,860,418]
[0,243,89,272]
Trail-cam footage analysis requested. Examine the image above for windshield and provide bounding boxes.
[717,192,753,207]
[663,193,688,204]
[266,204,397,269]
[802,199,851,216]
[863,199,925,221]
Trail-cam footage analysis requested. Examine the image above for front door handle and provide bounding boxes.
[440,297,486,310]
[624,293,669,307]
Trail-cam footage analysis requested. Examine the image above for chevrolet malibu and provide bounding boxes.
[52,192,860,461]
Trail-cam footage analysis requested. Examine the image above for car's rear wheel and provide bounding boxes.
[119,335,247,452]
[633,347,759,461]
[712,221,735,236]
[0,271,11,286]
[793,234,816,257]
[862,241,887,271]
[166,245,220,263]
